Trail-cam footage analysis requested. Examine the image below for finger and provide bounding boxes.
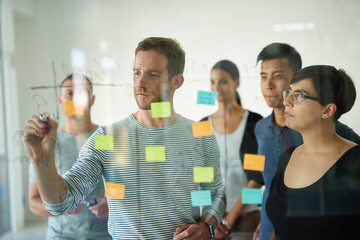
[174,224,199,240]
[30,115,48,129]
[24,117,47,137]
[174,224,190,237]
[47,117,58,130]
[88,205,97,211]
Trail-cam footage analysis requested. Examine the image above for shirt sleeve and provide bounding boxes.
[200,135,226,225]
[43,126,106,215]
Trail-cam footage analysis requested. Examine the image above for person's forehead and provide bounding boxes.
[211,69,232,79]
[134,50,168,70]
[261,58,291,72]
[290,78,316,94]
[61,79,91,91]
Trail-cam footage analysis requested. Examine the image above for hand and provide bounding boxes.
[215,221,229,239]
[88,198,109,218]
[173,222,209,240]
[252,222,261,240]
[23,115,58,162]
[67,204,84,215]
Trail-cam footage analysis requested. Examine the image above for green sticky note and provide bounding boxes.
[193,167,214,183]
[150,102,171,118]
[94,135,114,150]
[242,188,263,204]
[145,146,166,162]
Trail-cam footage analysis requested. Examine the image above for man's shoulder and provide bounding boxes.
[255,114,272,130]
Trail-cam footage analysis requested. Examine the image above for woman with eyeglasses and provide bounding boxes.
[200,60,263,239]
[266,65,360,239]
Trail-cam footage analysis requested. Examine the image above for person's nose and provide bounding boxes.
[263,76,274,90]
[283,93,292,107]
[135,72,147,89]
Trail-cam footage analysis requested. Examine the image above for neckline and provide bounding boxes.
[129,114,181,130]
[281,145,359,192]
[211,110,248,136]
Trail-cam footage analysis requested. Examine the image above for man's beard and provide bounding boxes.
[134,83,172,110]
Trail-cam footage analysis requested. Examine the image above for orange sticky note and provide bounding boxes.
[192,121,213,138]
[243,154,265,171]
[64,100,84,116]
[105,182,125,199]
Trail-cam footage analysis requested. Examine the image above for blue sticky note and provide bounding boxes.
[191,190,212,206]
[197,91,217,105]
[242,188,263,204]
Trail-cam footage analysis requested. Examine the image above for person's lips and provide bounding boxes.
[136,92,150,96]
[284,110,294,118]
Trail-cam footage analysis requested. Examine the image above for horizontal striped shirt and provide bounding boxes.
[44,114,226,239]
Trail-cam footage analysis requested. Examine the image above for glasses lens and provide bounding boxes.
[283,87,289,99]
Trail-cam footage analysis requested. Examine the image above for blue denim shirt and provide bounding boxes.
[255,111,360,240]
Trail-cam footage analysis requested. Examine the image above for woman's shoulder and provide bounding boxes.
[247,110,263,122]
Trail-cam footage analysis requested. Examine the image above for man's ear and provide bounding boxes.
[172,74,184,90]
[58,95,64,106]
[90,95,95,106]
[322,103,337,119]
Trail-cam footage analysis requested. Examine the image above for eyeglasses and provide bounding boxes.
[283,86,320,104]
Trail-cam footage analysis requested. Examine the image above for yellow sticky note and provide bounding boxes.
[94,135,114,150]
[192,121,213,138]
[193,167,214,183]
[145,146,166,162]
[64,100,84,116]
[243,154,265,171]
[105,182,125,199]
[150,102,171,118]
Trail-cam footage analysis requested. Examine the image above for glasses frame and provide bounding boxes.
[283,86,320,104]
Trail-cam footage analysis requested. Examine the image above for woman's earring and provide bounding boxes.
[322,115,327,119]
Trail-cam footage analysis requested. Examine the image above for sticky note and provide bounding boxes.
[145,146,166,162]
[191,190,212,206]
[243,154,265,171]
[191,121,213,138]
[197,91,217,105]
[94,135,114,150]
[105,182,125,199]
[64,100,84,115]
[193,167,214,183]
[150,102,171,118]
[242,188,262,204]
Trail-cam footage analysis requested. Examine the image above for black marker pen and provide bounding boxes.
[39,113,49,129]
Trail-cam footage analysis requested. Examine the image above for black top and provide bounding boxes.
[200,111,264,185]
[266,145,360,240]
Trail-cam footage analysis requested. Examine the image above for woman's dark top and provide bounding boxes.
[200,111,264,185]
[266,145,360,240]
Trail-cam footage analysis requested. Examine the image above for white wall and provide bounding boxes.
[9,0,360,222]
[1,0,28,231]
[14,0,360,131]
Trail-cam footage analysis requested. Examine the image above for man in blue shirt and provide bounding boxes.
[253,43,360,240]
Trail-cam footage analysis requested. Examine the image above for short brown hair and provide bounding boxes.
[60,73,93,93]
[135,37,186,79]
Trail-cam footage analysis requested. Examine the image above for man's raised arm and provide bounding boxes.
[23,115,67,204]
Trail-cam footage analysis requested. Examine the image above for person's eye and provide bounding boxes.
[260,75,267,81]
[274,74,283,79]
[220,80,228,85]
[133,71,141,76]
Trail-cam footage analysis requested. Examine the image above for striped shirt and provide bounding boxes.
[45,114,226,239]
